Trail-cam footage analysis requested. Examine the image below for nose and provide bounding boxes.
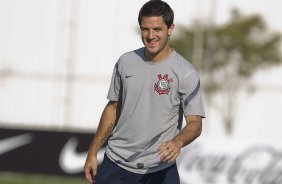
[148,30,154,39]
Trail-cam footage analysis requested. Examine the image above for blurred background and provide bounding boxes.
[0,0,281,183]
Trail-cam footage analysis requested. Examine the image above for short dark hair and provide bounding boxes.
[138,0,174,28]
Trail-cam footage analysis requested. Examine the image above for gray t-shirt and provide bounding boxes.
[106,48,205,174]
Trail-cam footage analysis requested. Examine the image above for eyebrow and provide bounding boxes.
[140,26,163,30]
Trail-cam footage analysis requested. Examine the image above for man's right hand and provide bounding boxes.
[84,155,98,183]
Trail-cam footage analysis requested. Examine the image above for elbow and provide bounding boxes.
[197,127,202,138]
[196,122,202,138]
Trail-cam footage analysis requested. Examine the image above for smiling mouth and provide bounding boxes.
[147,40,158,48]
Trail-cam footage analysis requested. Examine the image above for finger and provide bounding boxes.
[85,172,93,183]
[158,142,167,152]
[91,168,97,183]
[165,150,180,163]
[159,147,175,160]
[158,141,174,153]
[158,147,168,157]
[160,149,175,162]
[85,167,96,183]
[167,152,179,163]
[85,172,92,183]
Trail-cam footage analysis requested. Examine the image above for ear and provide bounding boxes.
[168,23,175,36]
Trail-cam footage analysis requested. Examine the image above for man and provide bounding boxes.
[84,0,205,183]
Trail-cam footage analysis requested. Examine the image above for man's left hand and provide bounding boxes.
[157,140,182,163]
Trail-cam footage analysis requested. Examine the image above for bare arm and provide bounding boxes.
[173,115,202,147]
[84,100,119,183]
[158,115,202,163]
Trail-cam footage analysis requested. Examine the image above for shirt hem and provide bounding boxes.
[105,151,175,174]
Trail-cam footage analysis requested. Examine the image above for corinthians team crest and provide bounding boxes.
[154,74,173,95]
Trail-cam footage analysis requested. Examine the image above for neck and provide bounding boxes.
[144,45,172,62]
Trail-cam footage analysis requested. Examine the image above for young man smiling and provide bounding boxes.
[84,1,205,183]
[140,15,174,61]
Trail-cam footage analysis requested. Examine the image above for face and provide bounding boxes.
[140,16,174,60]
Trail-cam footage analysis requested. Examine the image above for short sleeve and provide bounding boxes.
[107,63,121,101]
[179,71,206,118]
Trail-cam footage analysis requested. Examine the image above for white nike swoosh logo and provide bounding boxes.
[59,137,105,174]
[0,133,33,155]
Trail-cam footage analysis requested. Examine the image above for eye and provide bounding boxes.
[141,27,148,31]
[154,28,162,32]
[141,30,149,35]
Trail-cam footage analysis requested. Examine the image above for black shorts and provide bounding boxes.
[95,154,180,184]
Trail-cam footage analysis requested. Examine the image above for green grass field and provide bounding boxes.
[0,172,88,184]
